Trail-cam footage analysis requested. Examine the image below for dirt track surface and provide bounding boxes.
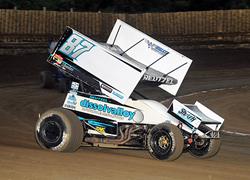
[0,49,250,180]
[0,84,250,180]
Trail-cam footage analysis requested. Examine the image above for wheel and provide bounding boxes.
[40,71,54,89]
[35,108,83,152]
[188,138,221,158]
[147,123,184,161]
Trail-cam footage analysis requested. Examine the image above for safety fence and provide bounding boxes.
[0,9,250,53]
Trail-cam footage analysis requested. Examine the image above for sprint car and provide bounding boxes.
[35,19,224,161]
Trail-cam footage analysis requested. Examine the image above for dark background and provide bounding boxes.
[0,0,250,12]
[0,0,249,100]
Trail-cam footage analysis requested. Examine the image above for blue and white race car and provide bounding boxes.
[35,20,224,161]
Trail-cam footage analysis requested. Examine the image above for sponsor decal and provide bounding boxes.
[67,94,77,105]
[100,83,124,100]
[71,82,79,91]
[144,39,168,55]
[95,126,105,134]
[52,54,75,72]
[59,33,95,60]
[53,54,63,64]
[101,83,112,93]
[64,104,76,110]
[61,61,74,72]
[89,95,108,102]
[112,91,124,100]
[64,94,77,109]
[143,74,178,85]
[85,119,117,135]
[178,108,197,123]
[80,99,135,121]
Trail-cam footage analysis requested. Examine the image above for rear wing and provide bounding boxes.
[107,19,192,96]
[48,27,145,104]
[168,99,224,132]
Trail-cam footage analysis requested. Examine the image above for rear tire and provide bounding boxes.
[147,123,184,161]
[40,71,54,89]
[188,138,221,158]
[35,108,83,152]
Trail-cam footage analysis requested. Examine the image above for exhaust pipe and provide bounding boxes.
[84,126,140,145]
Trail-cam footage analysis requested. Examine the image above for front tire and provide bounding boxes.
[35,108,83,152]
[147,123,184,161]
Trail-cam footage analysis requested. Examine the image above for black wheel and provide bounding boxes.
[35,108,83,152]
[188,138,221,158]
[40,71,54,89]
[147,123,184,161]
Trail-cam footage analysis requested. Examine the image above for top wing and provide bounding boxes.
[48,27,145,104]
[107,19,192,96]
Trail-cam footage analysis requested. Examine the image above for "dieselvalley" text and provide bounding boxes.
[80,99,135,120]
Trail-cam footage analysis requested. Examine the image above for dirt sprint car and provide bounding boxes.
[35,20,224,161]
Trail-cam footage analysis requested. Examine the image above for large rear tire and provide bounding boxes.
[188,138,221,158]
[35,108,83,152]
[147,123,184,161]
